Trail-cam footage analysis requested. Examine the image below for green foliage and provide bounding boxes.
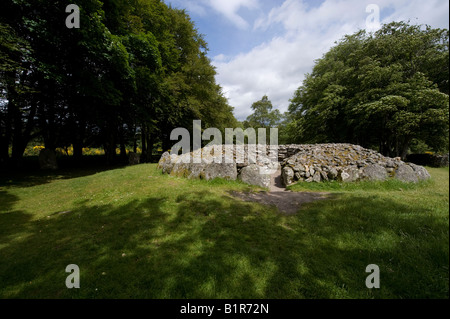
[288,22,449,157]
[0,0,237,165]
[245,95,281,128]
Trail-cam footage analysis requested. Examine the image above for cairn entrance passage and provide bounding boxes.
[228,167,329,215]
[269,168,285,192]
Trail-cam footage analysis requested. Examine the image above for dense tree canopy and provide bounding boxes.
[0,0,237,167]
[288,22,449,158]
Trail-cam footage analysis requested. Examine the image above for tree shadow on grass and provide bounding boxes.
[0,156,131,188]
[0,190,447,299]
[0,191,19,212]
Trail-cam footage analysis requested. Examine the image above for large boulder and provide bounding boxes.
[282,166,295,186]
[362,164,388,181]
[202,162,238,180]
[239,164,272,188]
[157,152,176,174]
[408,163,431,181]
[395,163,419,183]
[39,149,58,170]
[338,166,360,182]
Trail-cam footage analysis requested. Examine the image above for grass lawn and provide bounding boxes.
[0,164,448,299]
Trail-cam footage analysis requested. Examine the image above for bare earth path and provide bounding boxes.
[231,169,330,215]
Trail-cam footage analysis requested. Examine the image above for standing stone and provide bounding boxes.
[39,149,58,170]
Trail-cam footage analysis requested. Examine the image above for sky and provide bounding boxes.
[165,0,450,121]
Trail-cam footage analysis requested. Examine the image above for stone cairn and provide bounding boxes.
[158,145,278,188]
[158,143,431,188]
[279,144,430,186]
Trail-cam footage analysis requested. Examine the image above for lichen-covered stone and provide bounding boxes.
[395,164,419,183]
[408,163,431,181]
[279,144,430,185]
[362,164,388,181]
[282,166,295,186]
[158,144,431,187]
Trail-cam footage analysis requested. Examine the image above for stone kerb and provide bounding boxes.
[158,145,278,188]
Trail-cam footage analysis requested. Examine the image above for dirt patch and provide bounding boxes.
[229,190,330,215]
[230,170,330,215]
[230,169,330,215]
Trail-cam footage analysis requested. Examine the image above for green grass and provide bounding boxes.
[0,165,448,299]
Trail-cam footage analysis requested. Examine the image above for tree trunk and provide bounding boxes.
[104,123,116,165]
[73,142,83,160]
[73,120,86,161]
[120,141,127,162]
[0,137,9,166]
[146,134,154,163]
[141,124,147,163]
[400,137,412,161]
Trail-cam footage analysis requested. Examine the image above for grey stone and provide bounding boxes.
[385,160,395,168]
[157,152,177,174]
[395,164,419,183]
[408,163,431,181]
[362,164,388,181]
[293,164,305,172]
[282,166,295,186]
[312,171,321,183]
[239,164,271,188]
[328,167,338,179]
[203,162,238,181]
[339,167,359,182]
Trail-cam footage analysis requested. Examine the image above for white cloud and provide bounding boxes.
[213,0,449,120]
[207,0,260,29]
[171,0,260,29]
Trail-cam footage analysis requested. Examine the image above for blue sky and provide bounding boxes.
[165,0,450,120]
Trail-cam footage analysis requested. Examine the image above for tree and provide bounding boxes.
[245,95,281,128]
[288,22,449,158]
[0,0,238,167]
